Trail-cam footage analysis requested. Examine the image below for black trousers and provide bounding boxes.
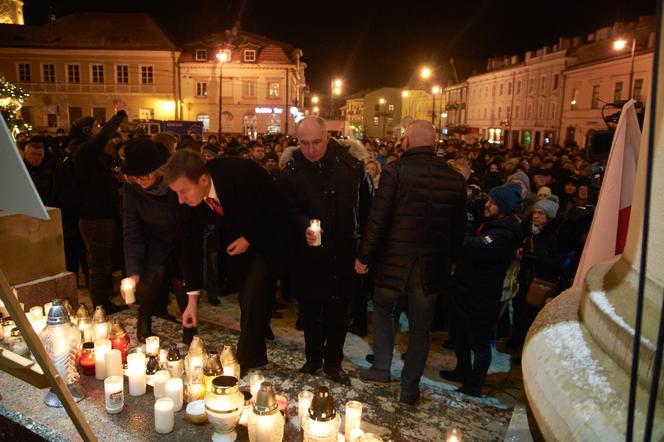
[449,308,494,392]
[300,294,351,371]
[79,218,119,308]
[235,253,272,369]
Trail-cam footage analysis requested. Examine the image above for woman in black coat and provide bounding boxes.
[121,138,203,343]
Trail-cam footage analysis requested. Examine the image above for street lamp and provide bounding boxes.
[330,78,343,118]
[420,67,432,80]
[216,50,230,138]
[613,37,636,100]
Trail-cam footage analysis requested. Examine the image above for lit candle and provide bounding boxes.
[104,375,124,414]
[94,339,112,380]
[309,219,322,246]
[350,428,365,442]
[155,397,175,434]
[43,302,52,316]
[104,348,123,378]
[31,315,47,335]
[159,348,168,369]
[446,428,462,442]
[127,352,146,373]
[127,367,147,397]
[79,342,96,376]
[0,299,7,318]
[345,401,363,441]
[120,278,136,304]
[249,374,264,399]
[339,434,346,442]
[298,390,314,425]
[165,378,184,412]
[145,336,160,356]
[94,322,109,340]
[29,306,44,317]
[153,370,171,399]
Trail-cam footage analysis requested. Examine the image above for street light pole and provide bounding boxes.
[216,50,229,139]
[628,37,636,100]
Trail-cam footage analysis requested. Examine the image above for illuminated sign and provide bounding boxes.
[255,107,283,114]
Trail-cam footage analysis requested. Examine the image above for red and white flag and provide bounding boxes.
[573,99,641,288]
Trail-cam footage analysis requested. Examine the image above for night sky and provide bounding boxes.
[24,0,656,95]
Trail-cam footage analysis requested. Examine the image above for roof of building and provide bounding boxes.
[0,12,177,50]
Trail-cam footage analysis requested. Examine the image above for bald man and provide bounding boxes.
[280,116,372,385]
[356,120,467,404]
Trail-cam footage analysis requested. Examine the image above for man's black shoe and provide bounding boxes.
[365,354,374,363]
[300,361,323,375]
[325,369,351,386]
[439,369,469,383]
[456,385,482,397]
[207,293,221,306]
[399,390,420,405]
[136,318,152,342]
[348,325,368,337]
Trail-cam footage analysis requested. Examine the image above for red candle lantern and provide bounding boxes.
[109,320,130,364]
[79,342,96,376]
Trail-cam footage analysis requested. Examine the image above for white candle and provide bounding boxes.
[159,348,168,369]
[154,397,175,434]
[43,302,52,316]
[105,348,123,378]
[309,219,322,246]
[120,278,136,304]
[127,352,146,373]
[31,315,47,335]
[165,378,183,412]
[349,428,365,442]
[127,367,147,397]
[94,322,109,340]
[104,375,124,414]
[345,401,363,440]
[298,390,314,425]
[249,374,264,399]
[94,339,112,380]
[145,336,160,356]
[29,306,44,317]
[153,370,171,399]
[339,434,346,442]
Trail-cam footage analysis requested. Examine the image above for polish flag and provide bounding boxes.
[573,99,641,288]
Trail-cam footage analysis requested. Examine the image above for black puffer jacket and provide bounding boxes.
[453,214,522,324]
[280,139,372,300]
[357,146,467,296]
[517,217,564,291]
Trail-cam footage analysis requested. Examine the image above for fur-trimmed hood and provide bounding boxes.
[279,138,368,170]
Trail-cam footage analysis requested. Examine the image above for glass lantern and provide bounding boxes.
[92,305,110,340]
[39,299,86,407]
[185,335,206,377]
[248,382,285,442]
[204,351,224,391]
[75,303,92,342]
[186,366,207,403]
[167,343,183,378]
[205,376,245,442]
[62,298,76,324]
[220,344,241,379]
[302,387,340,442]
[109,319,130,364]
[9,327,29,356]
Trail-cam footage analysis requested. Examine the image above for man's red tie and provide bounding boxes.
[205,197,224,217]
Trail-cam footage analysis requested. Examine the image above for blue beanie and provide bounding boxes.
[489,183,523,215]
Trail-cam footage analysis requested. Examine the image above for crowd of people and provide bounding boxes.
[15,109,600,404]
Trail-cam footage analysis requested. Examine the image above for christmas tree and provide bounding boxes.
[0,75,31,136]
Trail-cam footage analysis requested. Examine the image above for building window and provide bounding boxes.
[67,64,80,83]
[591,85,600,109]
[515,105,520,119]
[507,105,511,117]
[553,74,559,90]
[243,81,256,97]
[516,80,521,95]
[243,50,256,62]
[633,79,644,101]
[538,103,544,119]
[92,107,106,124]
[373,117,379,126]
[507,82,512,95]
[614,81,623,102]
[21,106,34,124]
[551,102,557,119]
[47,113,57,127]
[139,108,154,120]
[42,64,55,83]
[388,104,394,112]
[141,65,153,84]
[540,76,547,92]
[527,103,533,119]
[91,64,104,84]
[499,84,503,96]
[529,79,535,95]
[498,107,502,118]
[196,82,207,97]
[268,82,280,97]
[68,106,82,126]
[195,49,208,61]
[197,113,210,131]
[18,63,31,82]
[571,88,578,110]
[492,85,496,96]
[116,65,129,84]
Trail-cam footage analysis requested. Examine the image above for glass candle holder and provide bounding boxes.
[298,390,314,426]
[127,351,146,373]
[153,370,171,399]
[79,342,96,376]
[9,328,28,356]
[203,351,223,391]
[248,382,285,442]
[120,278,136,304]
[166,377,184,412]
[94,339,112,380]
[303,387,340,442]
[166,343,183,378]
[127,366,147,397]
[344,401,363,441]
[145,336,160,356]
[249,374,265,399]
[109,320,130,364]
[205,376,244,442]
[309,219,322,246]
[104,375,124,414]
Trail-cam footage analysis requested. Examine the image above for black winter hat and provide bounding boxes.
[122,138,170,176]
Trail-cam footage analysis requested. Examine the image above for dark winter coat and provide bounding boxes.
[24,158,54,205]
[357,146,467,296]
[453,214,522,324]
[123,181,204,291]
[517,218,564,291]
[188,157,288,278]
[72,110,126,219]
[280,139,372,300]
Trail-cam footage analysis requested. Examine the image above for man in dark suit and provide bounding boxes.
[165,149,287,374]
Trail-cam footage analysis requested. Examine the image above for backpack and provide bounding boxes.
[52,154,81,210]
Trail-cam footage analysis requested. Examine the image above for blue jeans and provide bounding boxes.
[371,265,438,395]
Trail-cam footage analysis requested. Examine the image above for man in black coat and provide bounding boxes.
[441,183,523,397]
[355,120,467,404]
[72,104,128,314]
[280,116,372,385]
[165,149,288,373]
